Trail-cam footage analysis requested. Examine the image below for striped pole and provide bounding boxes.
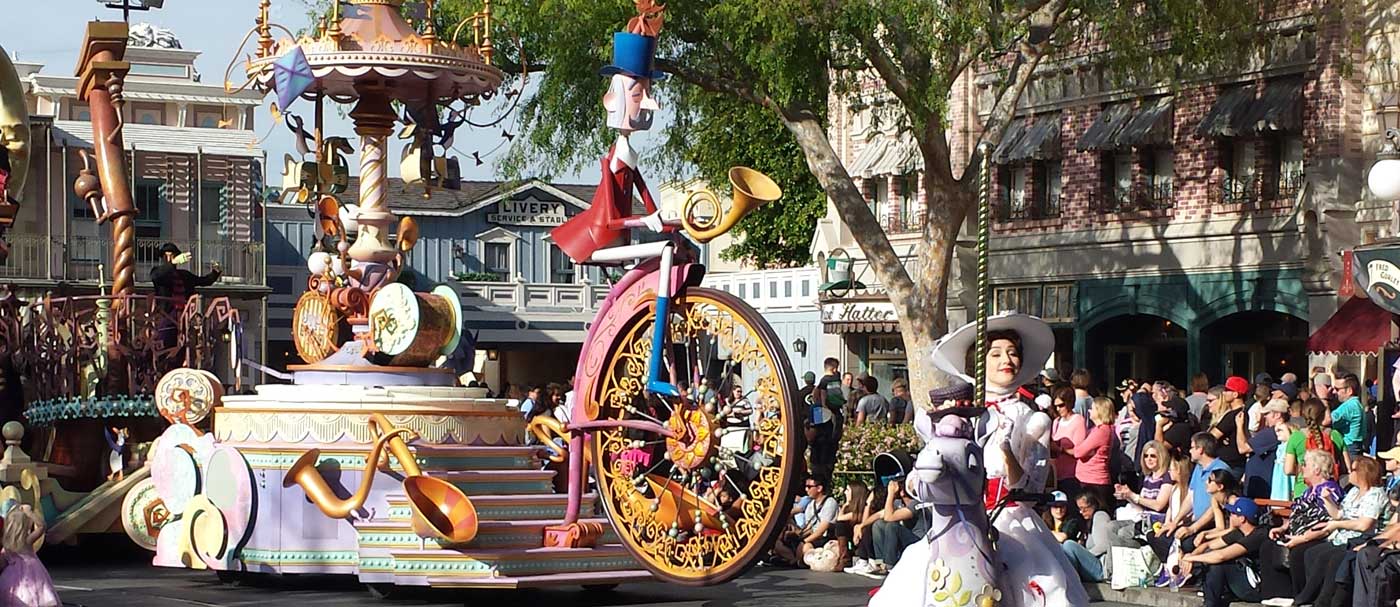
[974,144,992,405]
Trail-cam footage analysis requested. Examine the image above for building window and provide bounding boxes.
[738,283,747,298]
[770,282,777,298]
[200,182,228,242]
[1274,136,1305,199]
[896,172,916,231]
[1041,284,1076,323]
[1222,140,1258,204]
[784,281,792,298]
[999,165,1028,220]
[1142,148,1175,209]
[869,178,888,225]
[1038,160,1061,218]
[68,101,90,121]
[549,244,575,284]
[131,102,165,126]
[993,286,1040,316]
[195,108,226,128]
[133,179,165,238]
[1100,151,1133,211]
[801,280,810,297]
[752,281,760,299]
[484,242,510,280]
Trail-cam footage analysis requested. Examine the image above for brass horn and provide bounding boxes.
[283,427,417,519]
[367,413,479,544]
[680,167,782,243]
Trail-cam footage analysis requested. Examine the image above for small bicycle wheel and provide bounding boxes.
[588,287,799,585]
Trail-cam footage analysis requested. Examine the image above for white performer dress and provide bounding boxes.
[977,391,1088,607]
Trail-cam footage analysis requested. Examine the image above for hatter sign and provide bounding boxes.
[1353,243,1400,315]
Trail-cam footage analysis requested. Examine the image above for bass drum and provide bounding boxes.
[588,287,799,585]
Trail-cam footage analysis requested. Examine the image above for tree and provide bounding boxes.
[433,0,1264,398]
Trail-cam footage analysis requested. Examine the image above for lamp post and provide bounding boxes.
[1369,94,1400,204]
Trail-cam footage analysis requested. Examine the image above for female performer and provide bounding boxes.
[927,312,1089,607]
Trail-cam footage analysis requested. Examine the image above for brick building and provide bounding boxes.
[814,2,1386,388]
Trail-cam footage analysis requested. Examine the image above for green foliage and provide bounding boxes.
[834,422,922,474]
[665,93,826,267]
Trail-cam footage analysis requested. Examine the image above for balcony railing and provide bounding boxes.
[0,235,264,286]
[1276,169,1306,200]
[999,193,1060,222]
[1217,176,1261,205]
[456,279,612,313]
[1097,181,1175,213]
[883,214,927,235]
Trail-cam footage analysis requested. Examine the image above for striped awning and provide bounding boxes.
[824,321,899,334]
[1307,296,1392,356]
[1116,97,1175,148]
[1195,86,1255,138]
[995,114,1061,164]
[1238,78,1304,135]
[1076,104,1134,152]
[848,134,924,179]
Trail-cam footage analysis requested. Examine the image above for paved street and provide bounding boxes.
[43,539,1140,607]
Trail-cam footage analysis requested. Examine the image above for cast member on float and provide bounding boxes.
[922,312,1088,607]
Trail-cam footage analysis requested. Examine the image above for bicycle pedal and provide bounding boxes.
[647,381,682,398]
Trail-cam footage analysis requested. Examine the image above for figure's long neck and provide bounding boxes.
[986,383,1015,400]
[611,134,636,171]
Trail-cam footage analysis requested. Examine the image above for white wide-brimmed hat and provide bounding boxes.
[931,312,1055,389]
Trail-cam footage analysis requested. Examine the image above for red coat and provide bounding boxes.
[551,146,658,263]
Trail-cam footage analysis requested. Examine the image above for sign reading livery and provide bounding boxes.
[487,199,570,227]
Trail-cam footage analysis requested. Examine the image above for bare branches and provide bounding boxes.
[960,0,1070,189]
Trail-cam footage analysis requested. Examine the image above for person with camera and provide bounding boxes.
[772,473,838,567]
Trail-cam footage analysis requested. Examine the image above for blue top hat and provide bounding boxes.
[599,32,667,81]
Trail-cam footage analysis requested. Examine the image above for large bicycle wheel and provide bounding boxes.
[589,287,800,585]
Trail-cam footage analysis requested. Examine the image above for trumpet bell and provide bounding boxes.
[282,448,321,489]
[681,167,783,243]
[404,475,478,544]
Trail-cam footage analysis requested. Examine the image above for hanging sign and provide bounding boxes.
[1340,249,1355,299]
[821,302,896,323]
[1354,244,1400,315]
[487,199,570,226]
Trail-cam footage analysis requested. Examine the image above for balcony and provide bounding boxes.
[998,192,1060,222]
[883,214,927,235]
[455,279,612,313]
[1097,181,1175,213]
[0,235,265,287]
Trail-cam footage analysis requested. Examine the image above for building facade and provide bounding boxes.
[5,28,268,384]
[267,177,626,389]
[817,2,1372,389]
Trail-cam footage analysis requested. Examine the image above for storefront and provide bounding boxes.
[821,299,909,390]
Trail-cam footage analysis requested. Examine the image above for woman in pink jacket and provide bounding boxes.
[1073,397,1119,509]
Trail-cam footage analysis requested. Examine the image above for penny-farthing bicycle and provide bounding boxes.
[538,167,799,585]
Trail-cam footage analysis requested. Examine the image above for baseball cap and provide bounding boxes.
[1313,373,1333,387]
[1041,369,1061,382]
[1048,490,1069,506]
[1271,382,1299,400]
[1263,399,1291,415]
[1378,446,1400,461]
[1225,376,1250,394]
[1223,497,1262,523]
[802,371,816,384]
[1254,372,1275,386]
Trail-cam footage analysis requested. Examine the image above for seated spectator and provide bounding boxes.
[832,480,870,568]
[1263,456,1386,607]
[773,474,838,567]
[842,482,887,576]
[1161,433,1229,545]
[1153,396,1195,460]
[1346,484,1400,607]
[1146,455,1197,570]
[1049,385,1087,498]
[1115,439,1174,525]
[1172,470,1246,581]
[1061,492,1113,582]
[1241,399,1289,498]
[1178,498,1269,606]
[861,478,929,577]
[1259,448,1345,600]
[1379,445,1400,492]
[1044,490,1086,544]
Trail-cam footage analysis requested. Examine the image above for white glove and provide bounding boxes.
[172,252,193,266]
[641,210,664,233]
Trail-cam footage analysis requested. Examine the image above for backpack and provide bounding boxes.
[1305,429,1342,480]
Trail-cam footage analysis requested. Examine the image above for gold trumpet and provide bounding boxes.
[367,413,478,545]
[283,427,417,519]
[679,167,782,243]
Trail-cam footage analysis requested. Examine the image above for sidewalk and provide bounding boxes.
[1088,583,1272,607]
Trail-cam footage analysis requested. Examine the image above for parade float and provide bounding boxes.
[102,0,802,597]
[0,20,241,547]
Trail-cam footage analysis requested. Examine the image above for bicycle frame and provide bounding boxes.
[557,230,705,525]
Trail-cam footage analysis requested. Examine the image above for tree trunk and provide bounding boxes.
[779,115,973,404]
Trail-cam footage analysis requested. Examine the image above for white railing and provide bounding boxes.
[456,279,612,312]
[0,234,264,286]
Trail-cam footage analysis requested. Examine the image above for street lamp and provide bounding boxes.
[1368,94,1400,200]
[791,337,807,357]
